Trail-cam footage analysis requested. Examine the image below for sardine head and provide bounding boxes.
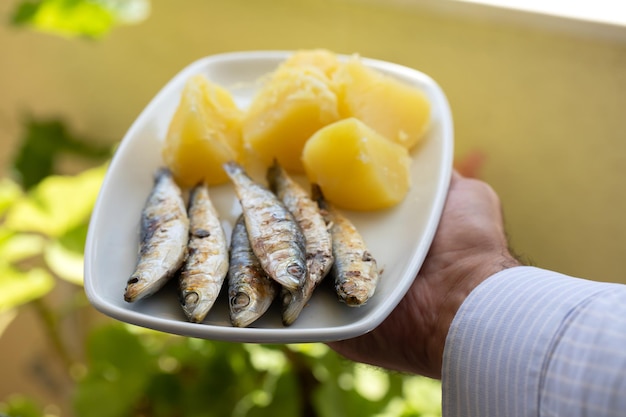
[229,291,258,328]
[124,275,156,302]
[230,292,251,311]
[280,287,307,326]
[180,290,216,323]
[275,260,306,290]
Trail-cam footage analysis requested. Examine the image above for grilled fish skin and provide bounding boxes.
[124,168,189,302]
[267,161,334,325]
[312,184,379,306]
[179,182,229,323]
[228,215,277,327]
[223,161,307,291]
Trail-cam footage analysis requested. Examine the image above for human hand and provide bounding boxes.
[327,171,521,379]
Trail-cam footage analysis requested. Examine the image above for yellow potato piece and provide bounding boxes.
[280,49,341,78]
[162,74,243,187]
[302,118,412,211]
[334,56,431,150]
[242,66,340,173]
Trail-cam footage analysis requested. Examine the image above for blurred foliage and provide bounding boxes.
[1,2,443,415]
[0,395,45,417]
[12,116,111,190]
[0,163,107,314]
[10,0,151,39]
[69,324,441,417]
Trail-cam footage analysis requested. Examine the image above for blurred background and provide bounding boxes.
[1,0,625,416]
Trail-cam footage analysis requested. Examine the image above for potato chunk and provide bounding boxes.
[242,66,340,173]
[302,118,411,211]
[281,49,341,78]
[334,56,431,150]
[162,74,243,187]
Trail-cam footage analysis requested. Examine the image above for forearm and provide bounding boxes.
[442,266,626,417]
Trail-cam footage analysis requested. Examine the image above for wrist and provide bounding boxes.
[426,251,521,378]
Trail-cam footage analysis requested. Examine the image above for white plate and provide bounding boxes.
[84,51,454,343]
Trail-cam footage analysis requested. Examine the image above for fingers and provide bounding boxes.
[451,169,499,207]
[450,169,462,184]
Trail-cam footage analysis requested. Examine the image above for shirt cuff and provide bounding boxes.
[441,266,612,417]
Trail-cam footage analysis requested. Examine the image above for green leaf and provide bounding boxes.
[0,261,55,312]
[44,239,84,285]
[41,221,89,285]
[12,117,61,190]
[11,117,111,190]
[287,342,329,358]
[0,229,46,263]
[96,0,151,24]
[0,394,44,417]
[5,164,106,237]
[59,221,90,252]
[402,376,442,416]
[245,344,288,373]
[11,0,116,39]
[310,350,408,417]
[73,323,155,417]
[10,1,40,25]
[10,0,151,39]
[176,343,251,417]
[143,373,183,417]
[0,178,22,217]
[353,365,390,402]
[244,370,300,417]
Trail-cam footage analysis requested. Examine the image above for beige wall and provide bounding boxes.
[1,0,625,412]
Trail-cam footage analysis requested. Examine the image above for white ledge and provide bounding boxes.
[365,0,626,42]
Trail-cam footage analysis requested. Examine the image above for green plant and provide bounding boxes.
[0,118,111,416]
[10,0,151,39]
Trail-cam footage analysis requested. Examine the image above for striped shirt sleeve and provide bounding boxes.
[441,266,626,417]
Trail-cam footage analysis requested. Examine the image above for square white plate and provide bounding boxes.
[84,51,454,343]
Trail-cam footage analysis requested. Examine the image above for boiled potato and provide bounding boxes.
[162,74,243,187]
[280,48,341,78]
[242,66,340,173]
[333,56,431,149]
[302,117,411,211]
